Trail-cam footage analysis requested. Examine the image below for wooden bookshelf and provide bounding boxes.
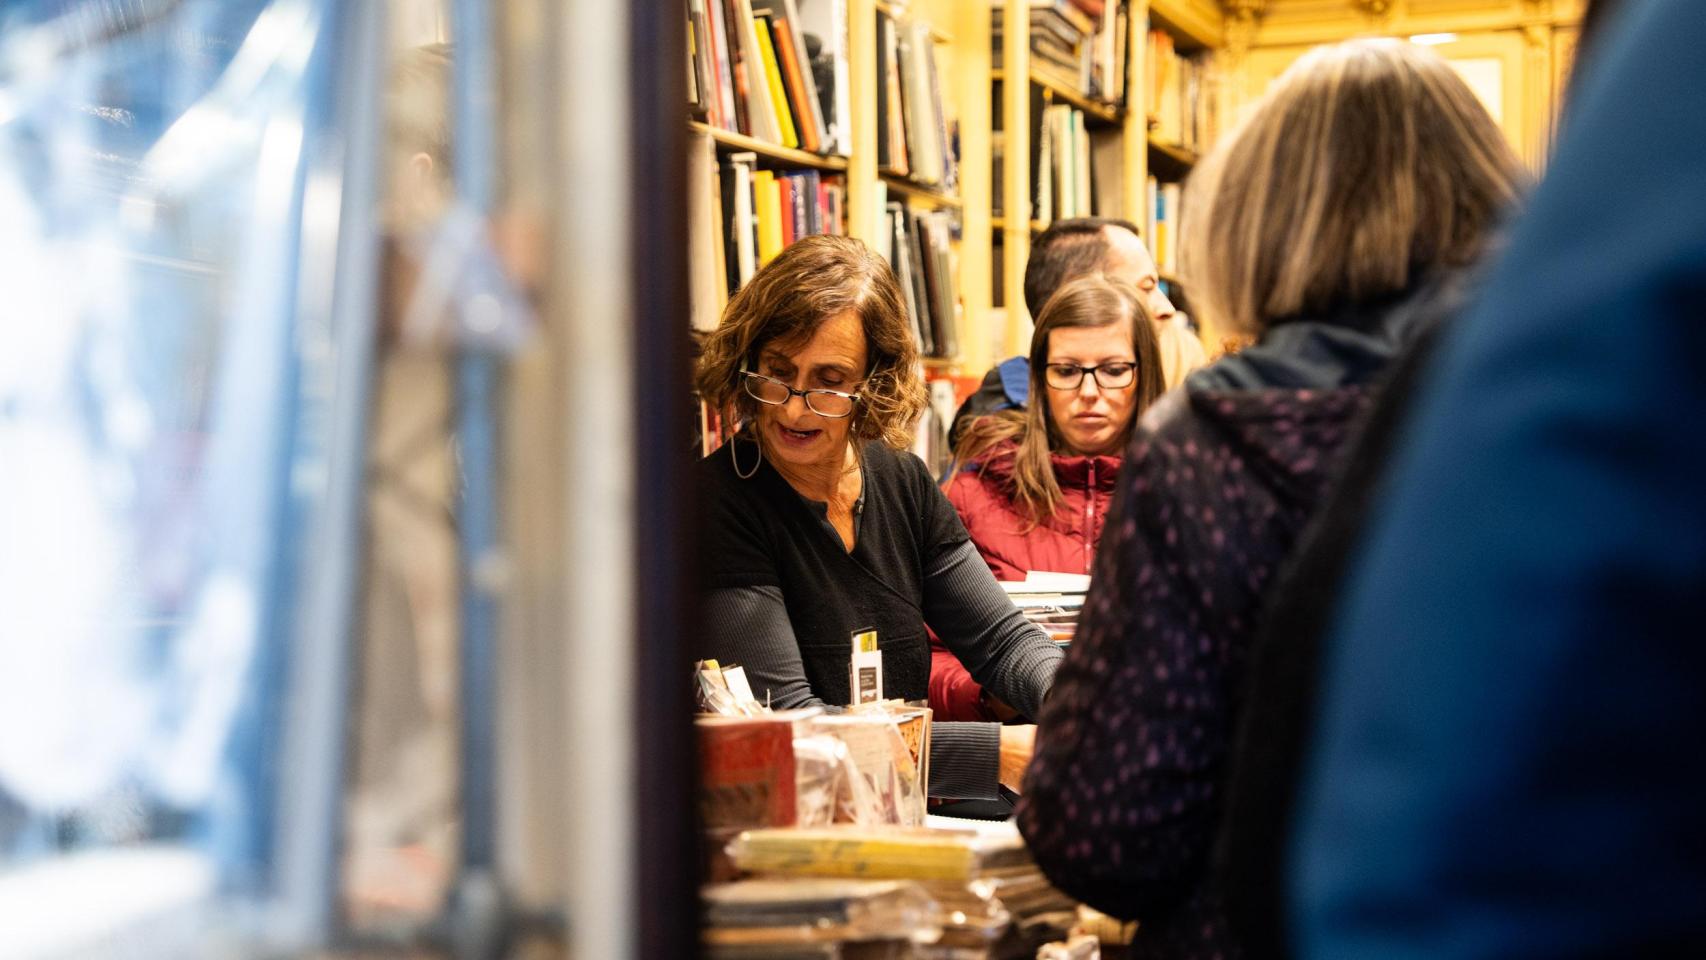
[992,217,1046,234]
[689,121,850,172]
[1147,134,1197,180]
[1148,0,1221,51]
[996,1,1189,354]
[881,173,964,210]
[992,69,1123,125]
[874,0,953,44]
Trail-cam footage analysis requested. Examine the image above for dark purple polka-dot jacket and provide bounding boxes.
[1016,293,1441,959]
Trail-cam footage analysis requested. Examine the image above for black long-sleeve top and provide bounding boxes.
[698,435,1062,799]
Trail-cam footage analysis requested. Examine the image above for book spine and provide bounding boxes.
[753,169,784,265]
[752,16,799,148]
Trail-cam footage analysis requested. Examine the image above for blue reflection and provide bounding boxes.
[0,0,336,927]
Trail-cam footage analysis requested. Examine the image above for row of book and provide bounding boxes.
[688,0,851,155]
[688,132,849,333]
[1031,102,1126,225]
[993,0,1130,105]
[1145,174,1184,277]
[1146,25,1218,153]
[874,199,959,361]
[876,10,958,189]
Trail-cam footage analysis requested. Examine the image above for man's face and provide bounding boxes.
[1101,226,1176,326]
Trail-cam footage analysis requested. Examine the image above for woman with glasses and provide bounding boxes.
[693,235,1063,801]
[929,274,1165,725]
[1013,39,1526,958]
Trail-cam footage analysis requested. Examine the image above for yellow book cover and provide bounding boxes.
[752,18,799,149]
[727,827,1032,882]
[753,170,784,266]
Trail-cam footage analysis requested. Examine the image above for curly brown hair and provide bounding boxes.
[694,235,926,450]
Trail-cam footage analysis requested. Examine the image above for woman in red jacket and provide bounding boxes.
[931,274,1166,722]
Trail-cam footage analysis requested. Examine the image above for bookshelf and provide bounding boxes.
[687,0,990,369]
[689,120,852,171]
[686,0,1224,415]
[992,0,1223,358]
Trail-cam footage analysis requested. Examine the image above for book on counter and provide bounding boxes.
[703,878,939,945]
[726,825,1034,882]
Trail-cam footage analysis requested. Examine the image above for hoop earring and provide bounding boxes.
[731,432,763,480]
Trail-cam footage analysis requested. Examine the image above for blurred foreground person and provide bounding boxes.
[1290,2,1706,956]
[1016,38,1524,959]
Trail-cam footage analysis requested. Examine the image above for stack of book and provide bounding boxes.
[1145,26,1217,153]
[874,197,959,360]
[725,822,1079,958]
[999,572,1089,644]
[993,0,1129,104]
[876,10,958,190]
[703,878,940,958]
[690,0,852,156]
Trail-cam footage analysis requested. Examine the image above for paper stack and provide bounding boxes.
[998,571,1090,645]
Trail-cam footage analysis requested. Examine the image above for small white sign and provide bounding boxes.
[849,628,883,705]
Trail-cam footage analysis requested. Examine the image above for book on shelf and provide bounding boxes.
[1032,103,1100,223]
[1144,175,1183,275]
[875,11,910,176]
[753,0,828,153]
[729,0,783,142]
[690,131,731,333]
[895,21,956,189]
[752,13,800,149]
[794,0,852,156]
[692,0,849,156]
[688,3,708,118]
[709,150,846,299]
[881,204,959,361]
[910,377,959,479]
[1146,23,1218,153]
[993,0,1128,103]
[874,9,958,190]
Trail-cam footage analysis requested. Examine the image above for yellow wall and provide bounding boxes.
[1222,0,1584,169]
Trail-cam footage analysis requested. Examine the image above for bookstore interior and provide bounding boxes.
[5,0,1676,958]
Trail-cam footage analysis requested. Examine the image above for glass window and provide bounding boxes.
[0,0,361,951]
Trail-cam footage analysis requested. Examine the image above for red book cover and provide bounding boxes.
[697,717,797,829]
[777,177,797,247]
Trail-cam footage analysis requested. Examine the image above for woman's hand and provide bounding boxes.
[999,724,1037,792]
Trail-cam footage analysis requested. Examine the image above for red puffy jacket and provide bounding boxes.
[931,441,1121,722]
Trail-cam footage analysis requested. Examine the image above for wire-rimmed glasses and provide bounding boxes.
[741,370,862,418]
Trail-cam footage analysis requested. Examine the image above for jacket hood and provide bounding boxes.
[1170,275,1466,502]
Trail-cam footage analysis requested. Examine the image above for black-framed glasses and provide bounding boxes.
[1044,361,1138,390]
[741,370,862,418]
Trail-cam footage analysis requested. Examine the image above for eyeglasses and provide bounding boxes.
[742,370,862,418]
[1044,361,1138,390]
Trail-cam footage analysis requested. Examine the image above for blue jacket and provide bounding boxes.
[1292,3,1706,957]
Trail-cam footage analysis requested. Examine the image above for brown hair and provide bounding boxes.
[1179,39,1525,343]
[694,235,926,450]
[952,274,1164,523]
[1023,217,1143,318]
